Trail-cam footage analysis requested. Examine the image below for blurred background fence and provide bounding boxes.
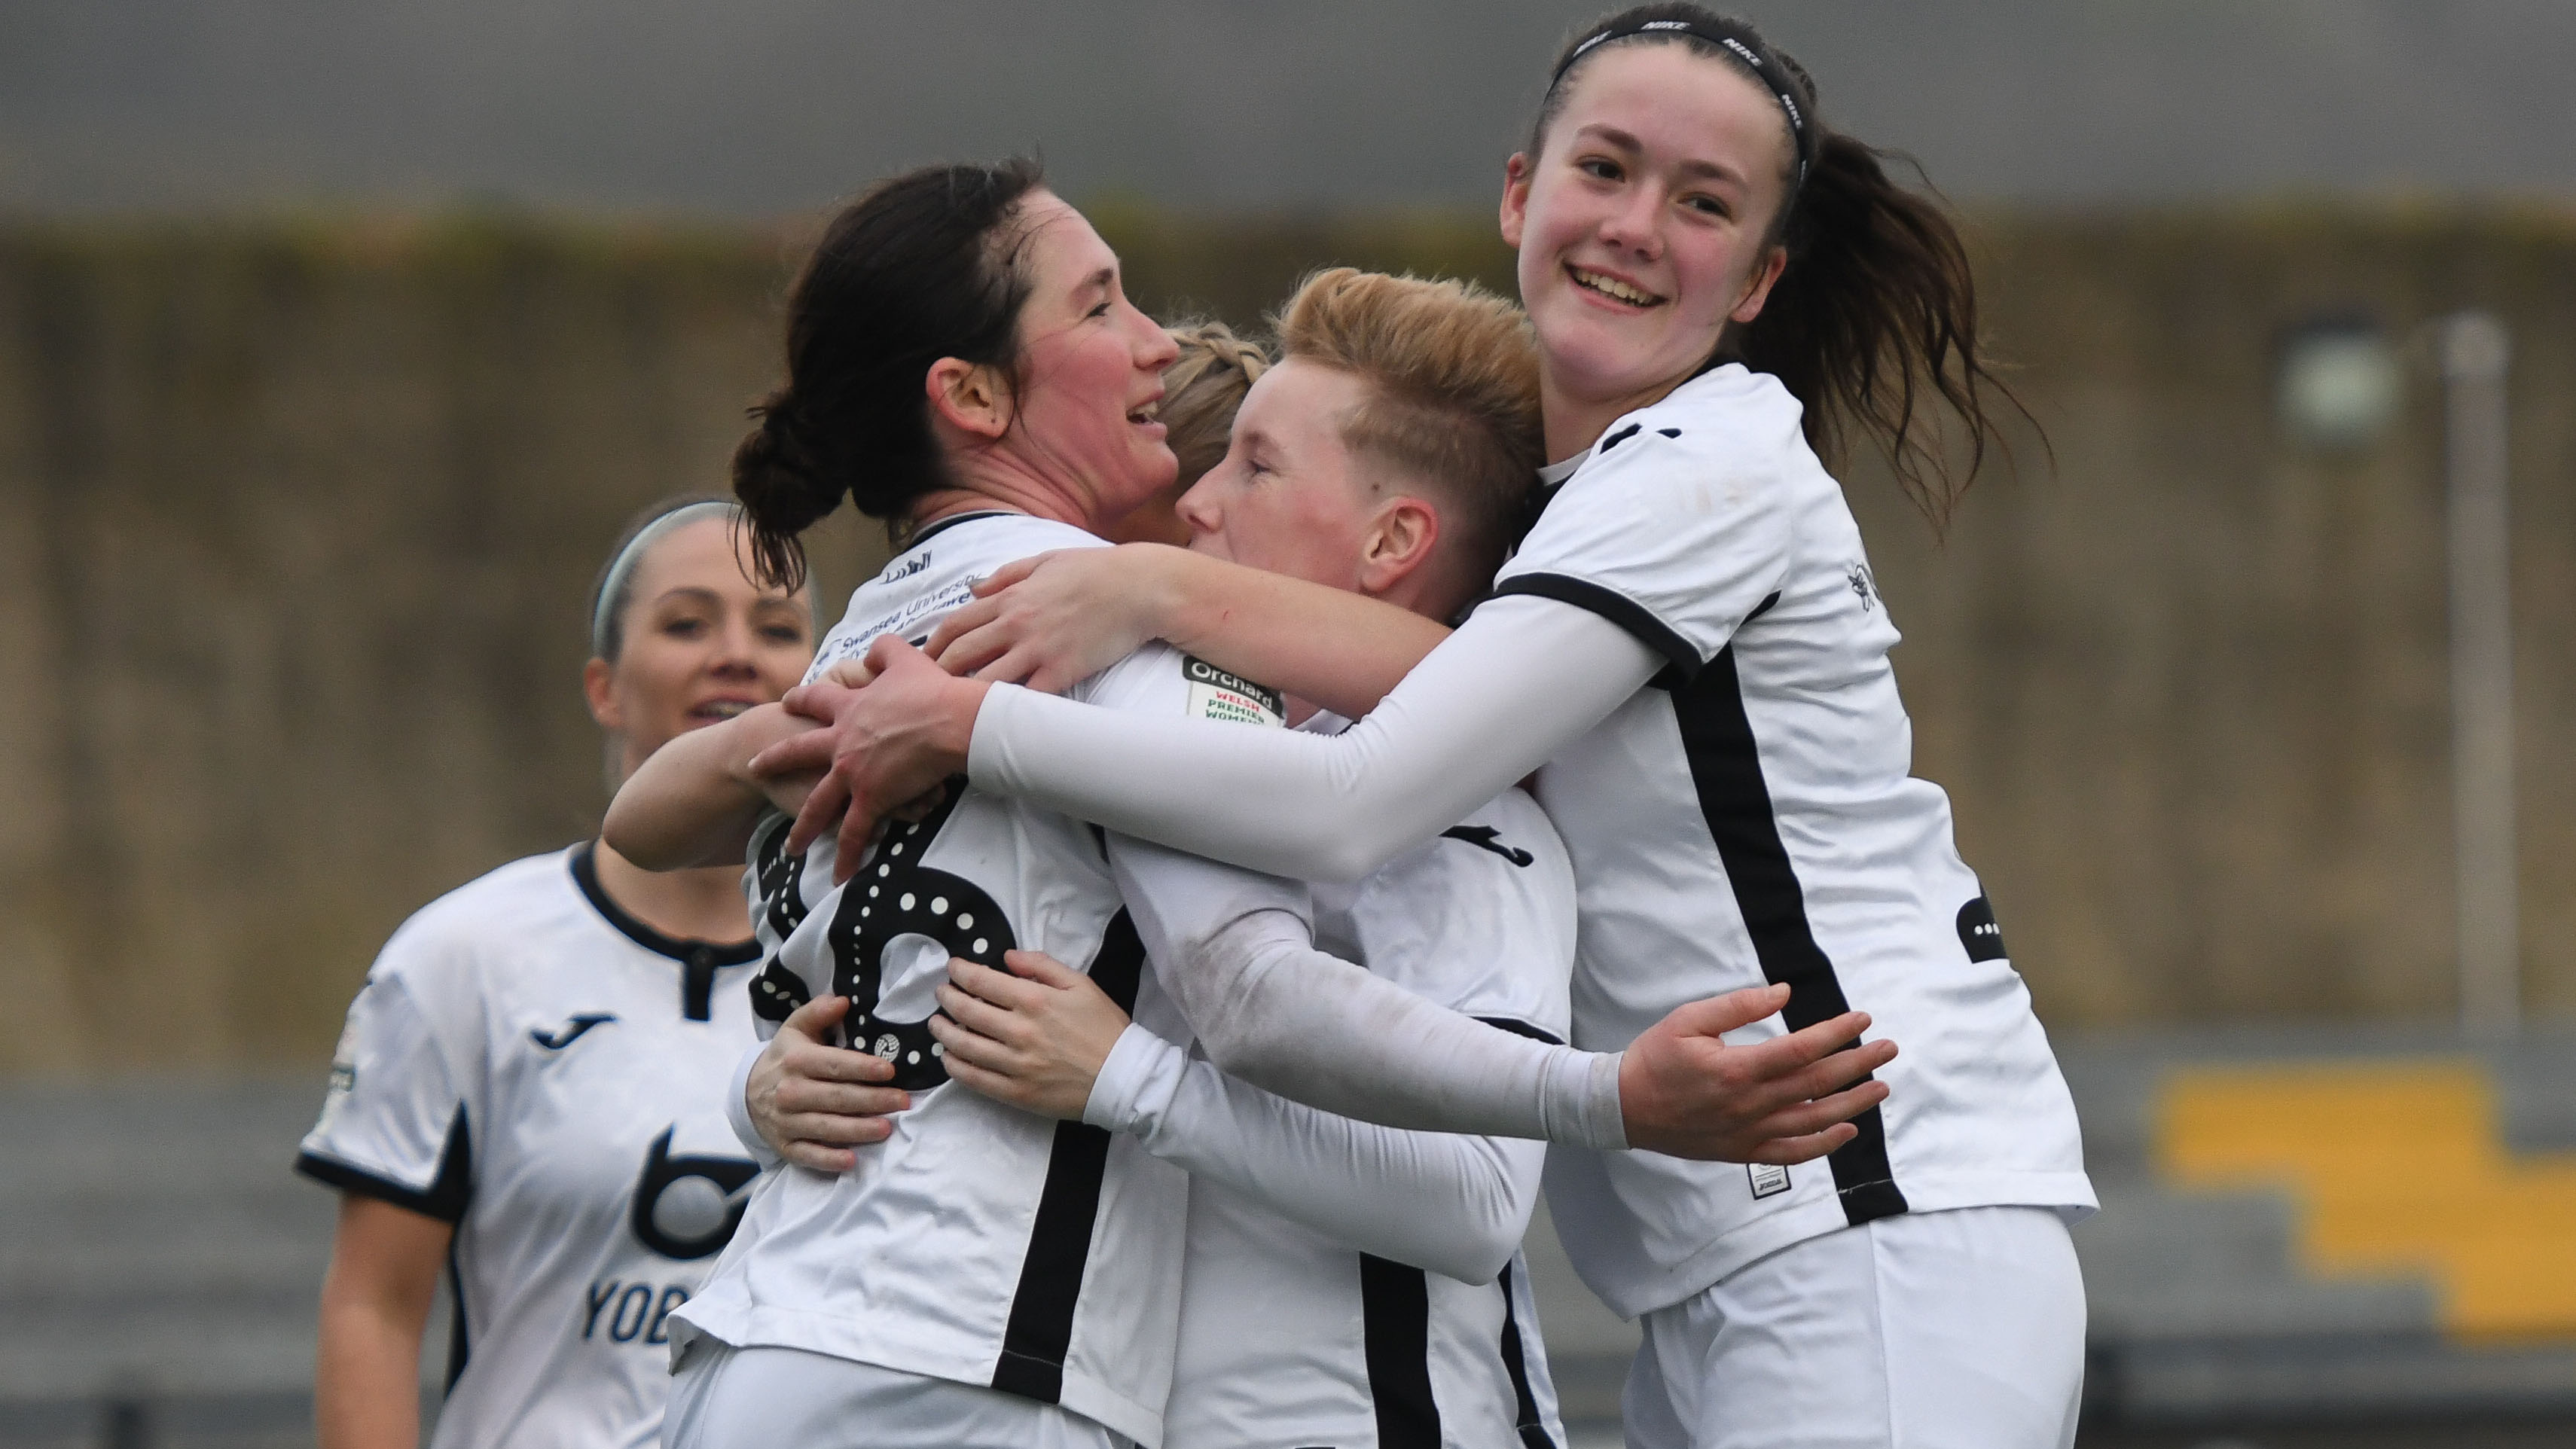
[3,205,2571,1078]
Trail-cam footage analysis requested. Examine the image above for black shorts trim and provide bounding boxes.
[1482,574,1702,685]
[1496,1261,1559,1449]
[1360,1253,1442,1447]
[990,911,1149,1404]
[1671,647,1906,1226]
[294,1106,474,1224]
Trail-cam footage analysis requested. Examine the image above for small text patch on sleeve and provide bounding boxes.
[1181,654,1286,728]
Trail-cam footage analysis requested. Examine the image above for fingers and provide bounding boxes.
[950,954,1055,1008]
[779,1140,859,1172]
[998,948,1086,990]
[780,679,853,724]
[969,645,1042,686]
[831,794,884,883]
[863,633,931,675]
[1740,1121,1860,1167]
[1659,983,1793,1040]
[886,782,949,825]
[749,728,838,782]
[771,1097,907,1143]
[1760,1009,1879,1069]
[780,1039,898,1086]
[968,555,1046,599]
[926,596,1004,665]
[1024,660,1082,697]
[935,981,1030,1045]
[777,993,859,1049]
[1740,1078,1891,1142]
[1764,1036,1898,1106]
[937,1051,1027,1106]
[925,1009,1019,1076]
[819,657,875,688]
[783,773,852,856]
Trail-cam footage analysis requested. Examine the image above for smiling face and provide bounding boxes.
[983,192,1183,529]
[584,516,813,783]
[1502,42,1796,441]
[1175,358,1384,593]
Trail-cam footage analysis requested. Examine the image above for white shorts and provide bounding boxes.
[1623,1205,2086,1449]
[663,1341,1133,1449]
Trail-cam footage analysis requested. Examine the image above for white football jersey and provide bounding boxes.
[672,512,1221,1449]
[1165,786,1573,1449]
[298,845,766,1449]
[1488,364,2096,1320]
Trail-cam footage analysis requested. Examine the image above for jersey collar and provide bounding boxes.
[569,842,761,1021]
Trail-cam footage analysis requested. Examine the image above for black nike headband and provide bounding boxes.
[1549,17,1815,187]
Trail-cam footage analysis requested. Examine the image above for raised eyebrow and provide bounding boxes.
[1573,122,1745,190]
[1572,122,1644,153]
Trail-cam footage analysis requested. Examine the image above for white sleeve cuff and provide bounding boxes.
[725,1039,783,1170]
[1082,1022,1186,1133]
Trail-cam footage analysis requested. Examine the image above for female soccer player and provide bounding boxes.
[297,499,813,1449]
[936,267,1581,1449]
[762,8,2096,1447]
[605,160,1885,1449]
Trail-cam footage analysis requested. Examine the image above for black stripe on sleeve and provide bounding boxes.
[443,1243,470,1393]
[294,1106,475,1225]
[1672,646,1907,1225]
[990,911,1148,1404]
[1484,574,1701,684]
[1360,1253,1442,1448]
[1496,1261,1559,1449]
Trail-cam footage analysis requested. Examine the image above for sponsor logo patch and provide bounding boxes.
[1182,654,1285,728]
[1748,1163,1793,1199]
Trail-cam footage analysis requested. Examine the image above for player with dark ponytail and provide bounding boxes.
[732,157,1048,590]
[771,8,2094,1446]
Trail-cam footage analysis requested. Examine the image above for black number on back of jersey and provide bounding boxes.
[826,779,1017,1091]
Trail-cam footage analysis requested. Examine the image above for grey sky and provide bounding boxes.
[3,2,2568,214]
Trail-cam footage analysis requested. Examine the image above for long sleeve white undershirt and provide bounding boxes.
[1084,1023,1540,1284]
[1106,836,1625,1149]
[974,593,1661,883]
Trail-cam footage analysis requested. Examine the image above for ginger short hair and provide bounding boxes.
[1271,268,1543,589]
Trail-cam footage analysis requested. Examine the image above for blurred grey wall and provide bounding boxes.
[2,208,2573,1078]
[4,1,2573,215]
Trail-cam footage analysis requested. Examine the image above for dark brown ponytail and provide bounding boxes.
[735,157,1048,588]
[1535,6,2036,533]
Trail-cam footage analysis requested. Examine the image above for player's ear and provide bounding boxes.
[1357,496,1441,596]
[583,656,623,731]
[926,356,1012,441]
[1500,151,1533,249]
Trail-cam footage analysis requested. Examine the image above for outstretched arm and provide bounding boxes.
[761,593,1650,881]
[932,951,1540,1283]
[925,544,1448,719]
[603,703,819,870]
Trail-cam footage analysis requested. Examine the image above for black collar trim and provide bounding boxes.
[569,842,761,967]
[902,510,1018,551]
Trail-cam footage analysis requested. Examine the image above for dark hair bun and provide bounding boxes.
[734,157,1049,590]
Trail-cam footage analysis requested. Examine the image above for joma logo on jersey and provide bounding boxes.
[1182,654,1285,727]
[530,1014,615,1051]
